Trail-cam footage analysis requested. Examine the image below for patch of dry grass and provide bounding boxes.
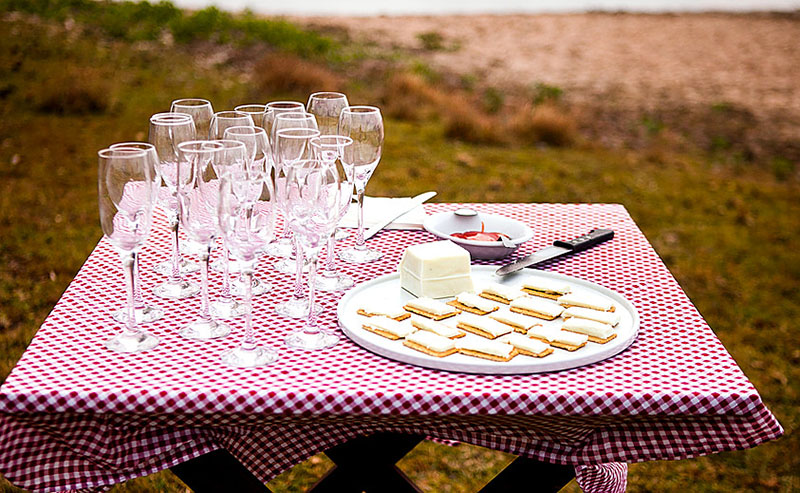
[510,102,578,147]
[253,51,344,98]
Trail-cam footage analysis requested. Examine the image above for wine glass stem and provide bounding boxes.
[305,254,320,333]
[121,251,140,336]
[355,186,366,250]
[220,240,232,301]
[133,253,145,308]
[293,237,304,300]
[324,235,336,274]
[242,269,255,349]
[168,210,181,282]
[199,248,212,321]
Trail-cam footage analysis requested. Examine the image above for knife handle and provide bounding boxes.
[553,229,614,252]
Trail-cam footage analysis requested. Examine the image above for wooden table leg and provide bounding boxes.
[309,433,424,493]
[479,456,576,493]
[170,449,273,493]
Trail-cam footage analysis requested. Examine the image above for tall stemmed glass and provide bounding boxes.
[337,106,385,263]
[310,136,355,291]
[175,140,231,340]
[307,92,351,240]
[307,92,349,134]
[234,104,268,128]
[98,148,158,352]
[270,112,319,275]
[262,101,308,258]
[109,142,164,323]
[171,98,214,139]
[223,126,273,297]
[218,170,277,367]
[208,139,248,319]
[283,158,342,350]
[149,112,201,299]
[273,128,323,318]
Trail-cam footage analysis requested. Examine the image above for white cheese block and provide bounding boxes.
[362,316,415,338]
[527,325,588,346]
[458,313,512,338]
[405,297,458,316]
[563,306,620,327]
[510,296,564,318]
[562,317,615,339]
[557,292,614,312]
[454,292,497,312]
[406,330,456,353]
[480,282,526,301]
[457,337,515,359]
[410,316,465,338]
[489,309,542,331]
[522,278,572,295]
[498,332,551,355]
[399,240,474,298]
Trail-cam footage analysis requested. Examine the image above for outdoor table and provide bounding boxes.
[0,203,783,493]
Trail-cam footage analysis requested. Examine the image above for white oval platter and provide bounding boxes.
[337,266,639,374]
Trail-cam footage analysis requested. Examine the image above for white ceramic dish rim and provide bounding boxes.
[337,267,640,375]
[423,211,534,248]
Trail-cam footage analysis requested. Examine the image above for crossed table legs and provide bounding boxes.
[170,433,576,492]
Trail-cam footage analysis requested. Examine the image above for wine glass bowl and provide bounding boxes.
[171,98,214,139]
[307,92,349,135]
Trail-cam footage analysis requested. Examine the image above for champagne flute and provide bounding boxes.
[262,101,308,258]
[223,125,273,297]
[337,106,384,263]
[218,169,277,367]
[109,142,164,323]
[307,92,351,240]
[176,140,231,340]
[208,139,249,319]
[97,147,158,352]
[270,112,319,274]
[149,112,201,299]
[208,111,254,277]
[273,127,323,319]
[310,135,355,291]
[282,157,342,350]
[234,104,268,128]
[307,92,349,135]
[171,98,214,139]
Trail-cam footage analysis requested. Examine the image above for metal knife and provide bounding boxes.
[363,191,437,240]
[495,229,615,276]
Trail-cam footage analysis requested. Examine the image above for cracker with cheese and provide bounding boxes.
[509,296,564,321]
[403,297,460,320]
[456,313,513,340]
[447,292,499,315]
[562,317,617,344]
[361,316,416,341]
[457,337,518,362]
[403,330,458,357]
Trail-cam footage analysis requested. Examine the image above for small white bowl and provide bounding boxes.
[423,209,533,260]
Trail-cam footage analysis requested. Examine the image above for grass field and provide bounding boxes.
[0,2,798,492]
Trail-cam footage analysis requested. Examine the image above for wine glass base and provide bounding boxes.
[263,238,294,258]
[220,345,277,367]
[153,279,200,299]
[152,258,199,276]
[105,331,159,353]
[334,228,350,241]
[274,258,309,275]
[211,257,247,274]
[285,331,339,350]
[179,319,231,340]
[314,272,355,292]
[338,246,383,263]
[275,298,322,318]
[231,275,271,297]
[112,304,164,324]
[210,298,247,319]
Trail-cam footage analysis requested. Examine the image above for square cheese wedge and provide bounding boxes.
[399,240,474,298]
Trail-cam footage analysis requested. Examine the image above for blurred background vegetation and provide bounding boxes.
[0,1,798,491]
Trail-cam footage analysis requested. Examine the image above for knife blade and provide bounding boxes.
[363,191,437,240]
[495,229,615,276]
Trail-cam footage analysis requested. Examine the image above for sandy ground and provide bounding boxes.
[298,13,800,147]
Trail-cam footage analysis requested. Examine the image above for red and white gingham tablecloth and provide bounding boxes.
[0,203,783,493]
